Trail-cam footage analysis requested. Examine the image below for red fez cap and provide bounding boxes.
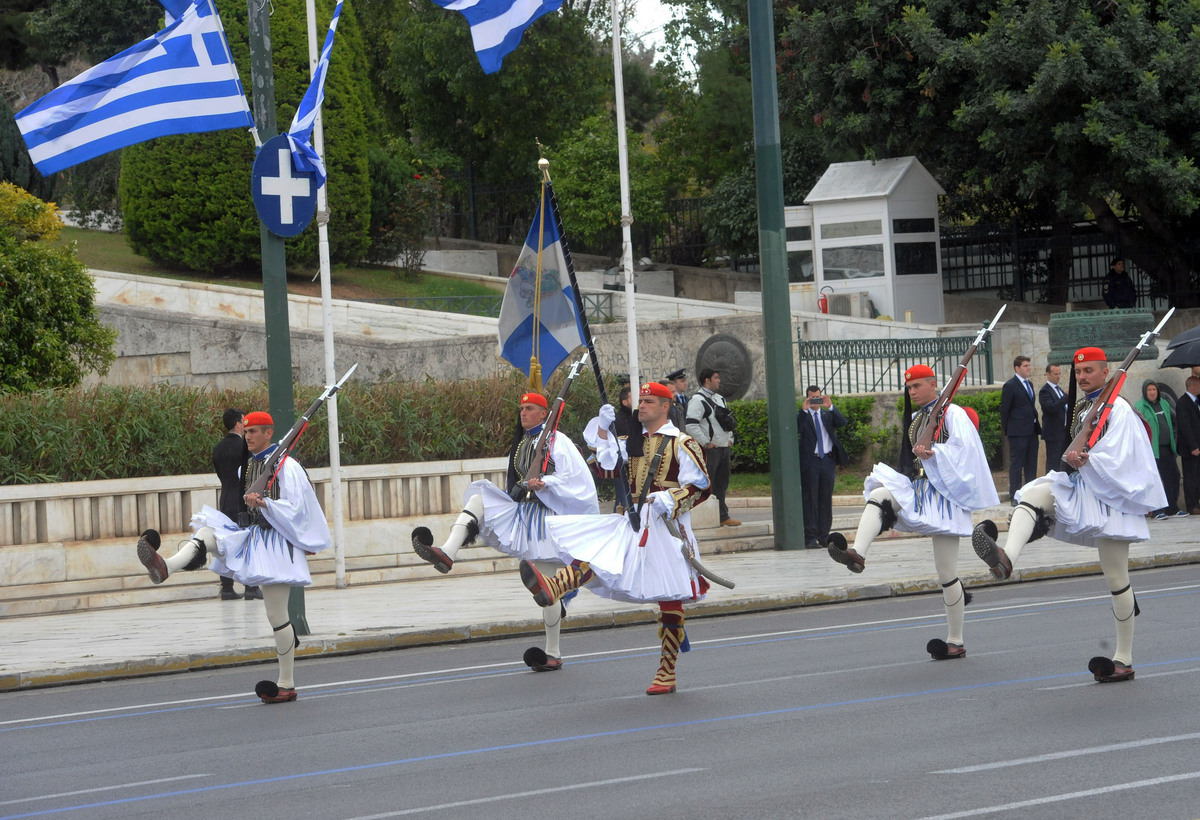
[243,411,273,428]
[905,364,935,382]
[1074,347,1107,364]
[640,382,672,399]
[961,405,980,431]
[519,393,548,409]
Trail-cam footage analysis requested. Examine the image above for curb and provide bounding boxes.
[8,550,1199,693]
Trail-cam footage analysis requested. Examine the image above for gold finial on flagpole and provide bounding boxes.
[536,138,551,182]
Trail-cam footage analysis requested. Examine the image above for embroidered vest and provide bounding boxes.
[241,454,280,529]
[907,408,947,478]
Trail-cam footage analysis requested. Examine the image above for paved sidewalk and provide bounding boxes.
[2,501,1197,692]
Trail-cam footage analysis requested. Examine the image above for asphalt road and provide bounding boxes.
[5,565,1200,820]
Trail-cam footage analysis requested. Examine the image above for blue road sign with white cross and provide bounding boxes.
[252,134,317,237]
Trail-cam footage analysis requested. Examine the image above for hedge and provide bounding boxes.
[728,390,1003,473]
[1,381,1004,485]
[0,371,616,485]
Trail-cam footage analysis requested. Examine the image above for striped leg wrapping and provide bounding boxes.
[651,611,685,689]
[546,562,593,603]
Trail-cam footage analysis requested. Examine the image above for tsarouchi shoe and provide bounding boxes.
[411,526,453,574]
[255,681,298,703]
[826,532,865,574]
[523,647,563,672]
[136,530,166,584]
[519,560,557,607]
[972,520,1013,580]
[926,639,966,660]
[1088,657,1135,683]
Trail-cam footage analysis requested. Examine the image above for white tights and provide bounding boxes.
[263,584,296,689]
[854,488,965,644]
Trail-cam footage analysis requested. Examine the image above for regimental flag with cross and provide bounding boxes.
[497,171,586,390]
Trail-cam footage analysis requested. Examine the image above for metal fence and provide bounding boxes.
[939,222,1198,309]
[364,292,615,322]
[798,335,995,396]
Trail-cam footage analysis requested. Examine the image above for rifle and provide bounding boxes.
[914,305,1006,451]
[1063,308,1174,462]
[512,353,589,501]
[246,363,358,497]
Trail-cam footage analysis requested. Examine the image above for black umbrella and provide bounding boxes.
[1167,325,1200,349]
[1160,339,1200,368]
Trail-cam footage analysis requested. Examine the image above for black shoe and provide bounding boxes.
[243,586,263,600]
[826,532,865,573]
[927,639,966,660]
[220,588,242,600]
[972,520,1012,580]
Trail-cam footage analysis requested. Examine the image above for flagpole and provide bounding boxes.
[546,165,635,512]
[609,0,639,390]
[305,0,347,587]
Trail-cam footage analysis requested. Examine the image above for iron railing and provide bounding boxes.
[797,334,994,396]
[363,292,614,322]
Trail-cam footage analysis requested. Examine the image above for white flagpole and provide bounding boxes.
[610,0,640,390]
[305,0,347,587]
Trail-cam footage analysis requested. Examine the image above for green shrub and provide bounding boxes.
[0,368,625,485]
[0,184,116,393]
[728,394,886,472]
[120,0,371,272]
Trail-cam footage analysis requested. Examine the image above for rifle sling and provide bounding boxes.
[634,432,672,516]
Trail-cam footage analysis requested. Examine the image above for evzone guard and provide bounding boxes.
[973,343,1169,682]
[520,381,712,695]
[828,363,999,660]
[411,380,598,672]
[135,410,333,703]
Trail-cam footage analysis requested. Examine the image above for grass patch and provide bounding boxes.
[60,226,504,299]
[60,226,178,278]
[728,469,869,498]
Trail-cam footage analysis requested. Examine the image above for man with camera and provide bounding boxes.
[797,386,848,548]
[686,368,740,527]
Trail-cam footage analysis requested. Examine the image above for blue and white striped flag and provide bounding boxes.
[15,0,252,176]
[498,181,586,381]
[285,0,342,187]
[429,0,566,74]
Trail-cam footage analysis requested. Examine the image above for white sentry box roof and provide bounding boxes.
[805,156,945,203]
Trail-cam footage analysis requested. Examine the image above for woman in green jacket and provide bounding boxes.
[1134,380,1186,519]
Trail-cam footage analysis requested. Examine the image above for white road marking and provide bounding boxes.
[6,579,1197,727]
[0,774,210,806]
[933,731,1200,774]
[916,770,1200,819]
[340,768,705,819]
[1037,666,1200,691]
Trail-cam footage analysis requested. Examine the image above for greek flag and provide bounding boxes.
[429,0,566,74]
[498,181,586,380]
[159,0,194,23]
[285,0,342,187]
[14,0,253,176]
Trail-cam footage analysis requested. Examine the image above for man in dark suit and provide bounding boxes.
[1178,376,1200,515]
[211,408,260,601]
[797,385,848,548]
[667,369,689,419]
[1000,355,1041,502]
[1039,363,1068,474]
